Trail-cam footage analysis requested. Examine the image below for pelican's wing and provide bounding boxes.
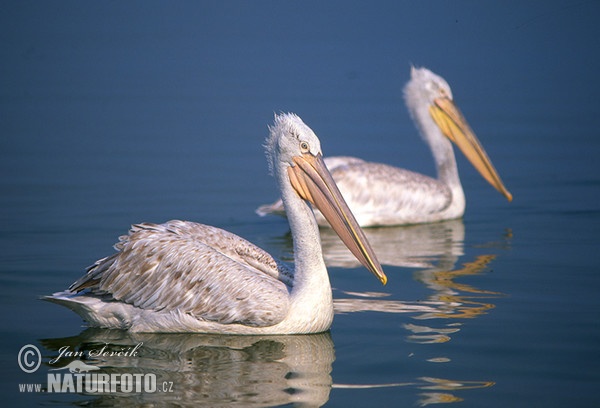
[323,156,367,171]
[70,220,293,327]
[331,162,452,220]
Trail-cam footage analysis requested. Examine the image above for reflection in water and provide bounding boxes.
[413,254,502,320]
[41,329,334,407]
[320,219,465,268]
[268,219,464,269]
[322,223,510,406]
[332,376,494,407]
[416,377,495,406]
[40,329,495,408]
[334,290,446,315]
[323,221,510,344]
[332,254,504,346]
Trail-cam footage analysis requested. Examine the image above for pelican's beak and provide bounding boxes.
[430,97,513,201]
[288,153,387,285]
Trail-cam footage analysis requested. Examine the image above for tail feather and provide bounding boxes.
[42,291,95,315]
[43,291,133,330]
[255,199,286,217]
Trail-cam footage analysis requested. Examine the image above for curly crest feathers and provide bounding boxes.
[264,112,315,176]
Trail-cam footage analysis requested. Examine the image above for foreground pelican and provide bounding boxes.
[257,67,512,227]
[45,113,387,334]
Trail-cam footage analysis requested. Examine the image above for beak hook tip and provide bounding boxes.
[380,274,388,286]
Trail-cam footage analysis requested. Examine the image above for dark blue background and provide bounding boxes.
[2,1,599,406]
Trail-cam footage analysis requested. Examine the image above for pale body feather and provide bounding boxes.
[324,160,461,226]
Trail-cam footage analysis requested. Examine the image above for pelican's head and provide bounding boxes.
[265,113,387,285]
[265,113,322,176]
[404,67,512,202]
[405,66,454,106]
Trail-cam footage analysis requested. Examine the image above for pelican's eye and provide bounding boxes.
[300,141,310,153]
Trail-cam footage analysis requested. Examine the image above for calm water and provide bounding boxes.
[2,2,600,407]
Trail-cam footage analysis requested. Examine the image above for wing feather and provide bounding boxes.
[70,220,293,327]
[331,161,451,220]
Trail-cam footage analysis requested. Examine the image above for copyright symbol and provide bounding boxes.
[18,344,41,373]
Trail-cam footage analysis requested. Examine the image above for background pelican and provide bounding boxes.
[45,113,386,334]
[257,67,512,227]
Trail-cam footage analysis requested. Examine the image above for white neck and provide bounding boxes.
[409,103,463,192]
[275,165,333,331]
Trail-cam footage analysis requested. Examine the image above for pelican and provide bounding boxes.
[45,113,387,334]
[257,67,512,227]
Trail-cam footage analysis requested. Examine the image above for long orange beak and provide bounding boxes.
[288,152,387,285]
[430,97,513,201]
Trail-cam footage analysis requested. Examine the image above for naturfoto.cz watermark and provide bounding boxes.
[17,343,174,395]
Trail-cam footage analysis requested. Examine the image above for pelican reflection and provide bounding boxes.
[332,254,505,345]
[316,225,511,346]
[319,219,465,269]
[413,254,503,320]
[41,329,334,407]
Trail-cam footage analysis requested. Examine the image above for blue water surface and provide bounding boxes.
[2,1,600,407]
